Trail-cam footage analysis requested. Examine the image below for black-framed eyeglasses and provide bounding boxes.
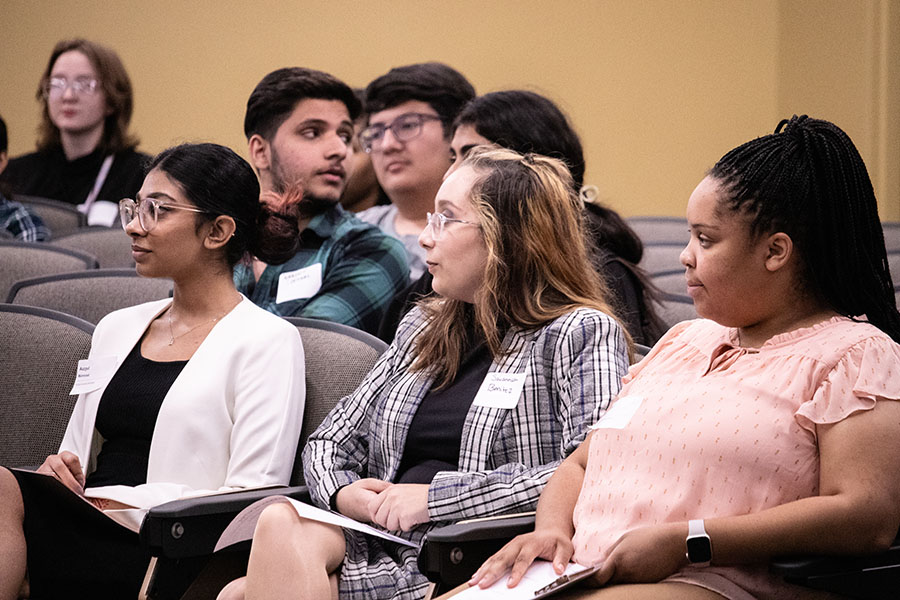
[119,198,210,233]
[359,113,442,153]
[425,212,478,241]
[43,77,100,98]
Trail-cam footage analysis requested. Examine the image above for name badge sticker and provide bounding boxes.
[590,395,643,430]
[472,372,527,409]
[69,356,118,395]
[276,263,323,304]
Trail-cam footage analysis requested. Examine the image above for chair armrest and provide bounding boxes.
[418,513,536,592]
[770,538,900,599]
[139,485,310,559]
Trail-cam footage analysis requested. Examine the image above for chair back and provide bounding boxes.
[15,195,86,238]
[283,317,388,484]
[883,222,900,252]
[0,240,99,301]
[633,343,652,363]
[640,242,686,275]
[650,269,687,296]
[0,304,94,466]
[656,292,698,328]
[6,269,172,324]
[887,250,900,284]
[53,227,134,268]
[627,216,690,245]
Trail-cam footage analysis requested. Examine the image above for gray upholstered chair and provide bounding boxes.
[53,227,135,268]
[651,268,687,296]
[882,222,900,252]
[0,304,94,467]
[138,317,388,599]
[627,216,690,245]
[0,240,99,302]
[656,292,698,328]
[6,269,172,324]
[640,242,686,275]
[14,195,86,239]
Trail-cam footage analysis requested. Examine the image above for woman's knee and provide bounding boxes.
[0,468,24,522]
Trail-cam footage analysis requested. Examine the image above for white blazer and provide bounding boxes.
[60,296,305,531]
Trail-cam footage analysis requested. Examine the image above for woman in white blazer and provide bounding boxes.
[0,143,306,599]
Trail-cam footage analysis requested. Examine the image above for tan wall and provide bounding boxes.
[0,1,894,218]
[778,0,900,219]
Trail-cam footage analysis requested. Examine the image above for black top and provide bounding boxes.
[395,330,494,484]
[2,146,150,206]
[84,342,187,488]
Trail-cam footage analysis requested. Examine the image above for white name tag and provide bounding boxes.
[276,263,323,303]
[85,200,119,227]
[472,372,527,409]
[69,356,118,395]
[590,395,643,430]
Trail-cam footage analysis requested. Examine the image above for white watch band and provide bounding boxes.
[688,519,706,537]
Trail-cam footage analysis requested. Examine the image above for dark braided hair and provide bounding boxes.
[709,115,900,342]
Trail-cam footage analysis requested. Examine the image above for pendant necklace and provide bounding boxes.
[167,309,222,346]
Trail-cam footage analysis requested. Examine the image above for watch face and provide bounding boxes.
[686,536,712,563]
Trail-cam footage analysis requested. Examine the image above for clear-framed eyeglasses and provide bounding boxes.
[43,77,100,98]
[358,113,442,153]
[119,198,210,233]
[425,212,478,241]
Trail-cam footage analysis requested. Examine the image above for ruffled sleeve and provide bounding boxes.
[795,334,900,430]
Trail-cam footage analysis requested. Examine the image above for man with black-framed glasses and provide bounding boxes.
[358,63,475,281]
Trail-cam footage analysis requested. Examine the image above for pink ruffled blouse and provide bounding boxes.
[571,316,900,599]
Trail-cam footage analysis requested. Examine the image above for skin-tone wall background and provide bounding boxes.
[1,0,897,219]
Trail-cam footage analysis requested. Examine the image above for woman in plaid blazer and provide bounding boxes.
[219,148,631,600]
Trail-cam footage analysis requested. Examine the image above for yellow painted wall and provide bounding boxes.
[0,1,894,218]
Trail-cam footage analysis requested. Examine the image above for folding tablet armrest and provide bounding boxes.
[139,485,311,559]
[770,535,900,600]
[417,513,536,594]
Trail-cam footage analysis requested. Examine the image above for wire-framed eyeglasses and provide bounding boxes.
[358,113,442,153]
[425,211,478,241]
[43,77,100,98]
[119,197,210,233]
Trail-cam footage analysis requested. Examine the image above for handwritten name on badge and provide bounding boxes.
[69,356,118,395]
[276,263,323,304]
[590,395,643,430]
[473,372,527,409]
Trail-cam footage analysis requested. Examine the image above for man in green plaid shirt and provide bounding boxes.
[235,68,408,335]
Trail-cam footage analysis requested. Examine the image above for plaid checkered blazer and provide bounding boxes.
[303,305,629,599]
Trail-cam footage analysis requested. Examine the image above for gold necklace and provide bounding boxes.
[166,308,223,346]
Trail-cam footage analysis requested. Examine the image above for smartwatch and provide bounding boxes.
[685,519,712,567]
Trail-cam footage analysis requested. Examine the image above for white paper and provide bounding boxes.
[472,372,527,409]
[276,263,323,303]
[215,495,418,552]
[452,561,594,599]
[69,356,118,395]
[590,395,643,430]
[85,200,119,227]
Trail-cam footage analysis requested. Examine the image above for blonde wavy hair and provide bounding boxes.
[412,147,630,387]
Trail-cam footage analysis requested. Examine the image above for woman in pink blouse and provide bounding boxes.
[468,116,900,600]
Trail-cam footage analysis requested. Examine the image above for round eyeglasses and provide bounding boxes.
[43,77,100,98]
[119,198,210,233]
[424,212,478,241]
[358,113,442,153]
